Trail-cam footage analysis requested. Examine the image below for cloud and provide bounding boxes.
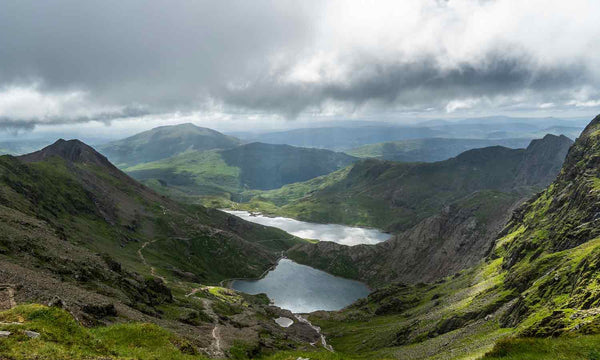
[0,83,151,129]
[0,0,599,129]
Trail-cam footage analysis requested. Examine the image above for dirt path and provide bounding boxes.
[185,289,225,357]
[137,241,168,284]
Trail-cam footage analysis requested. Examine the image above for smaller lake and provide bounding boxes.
[223,210,390,246]
[231,259,370,313]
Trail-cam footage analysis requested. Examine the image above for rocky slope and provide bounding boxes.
[0,139,321,358]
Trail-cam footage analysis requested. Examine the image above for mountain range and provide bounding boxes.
[299,114,600,359]
[241,134,573,233]
[2,116,600,359]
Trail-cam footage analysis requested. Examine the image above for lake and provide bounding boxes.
[222,210,390,246]
[231,259,370,313]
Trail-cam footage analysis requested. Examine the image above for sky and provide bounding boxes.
[1,0,600,139]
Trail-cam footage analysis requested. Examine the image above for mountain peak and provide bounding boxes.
[19,139,114,168]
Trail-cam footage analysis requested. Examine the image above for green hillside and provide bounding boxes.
[239,135,572,233]
[125,142,357,201]
[98,123,241,167]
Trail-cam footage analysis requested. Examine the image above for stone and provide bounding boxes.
[0,330,11,337]
[48,296,65,308]
[24,330,40,338]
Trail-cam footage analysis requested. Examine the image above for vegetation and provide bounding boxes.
[98,123,241,167]
[293,116,600,359]
[0,304,206,360]
[237,135,571,232]
[124,142,356,201]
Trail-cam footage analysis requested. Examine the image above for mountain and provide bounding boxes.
[296,115,600,359]
[98,123,241,167]
[0,139,321,357]
[124,142,357,200]
[245,134,573,233]
[347,137,533,162]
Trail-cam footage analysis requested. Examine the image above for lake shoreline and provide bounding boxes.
[221,209,391,246]
[221,207,392,233]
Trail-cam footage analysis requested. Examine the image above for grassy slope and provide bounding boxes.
[233,136,570,233]
[124,143,357,202]
[0,152,300,284]
[98,123,241,167]
[125,150,242,199]
[0,304,207,360]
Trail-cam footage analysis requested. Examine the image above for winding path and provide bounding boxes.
[186,289,225,358]
[137,240,168,284]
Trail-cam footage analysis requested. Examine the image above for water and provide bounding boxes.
[222,210,390,246]
[231,259,370,313]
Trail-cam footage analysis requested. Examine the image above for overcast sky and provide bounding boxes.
[1,0,600,137]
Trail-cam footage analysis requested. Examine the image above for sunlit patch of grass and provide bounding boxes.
[482,335,600,360]
[0,304,206,360]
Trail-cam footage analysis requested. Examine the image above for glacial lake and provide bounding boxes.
[222,210,390,246]
[231,259,370,313]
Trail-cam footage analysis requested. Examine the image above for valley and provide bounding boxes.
[0,116,598,360]
[3,3,600,359]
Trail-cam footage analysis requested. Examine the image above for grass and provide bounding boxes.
[0,304,206,360]
[482,335,600,359]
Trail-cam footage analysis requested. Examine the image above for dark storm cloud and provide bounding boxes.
[0,0,314,108]
[220,53,589,116]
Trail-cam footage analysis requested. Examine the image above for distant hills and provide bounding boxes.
[97,123,241,167]
[235,126,443,150]
[89,120,584,205]
[347,137,533,162]
[232,116,586,150]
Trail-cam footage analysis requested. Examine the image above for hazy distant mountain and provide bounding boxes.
[347,138,533,162]
[0,139,54,155]
[98,123,241,167]
[235,126,444,150]
[232,117,585,150]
